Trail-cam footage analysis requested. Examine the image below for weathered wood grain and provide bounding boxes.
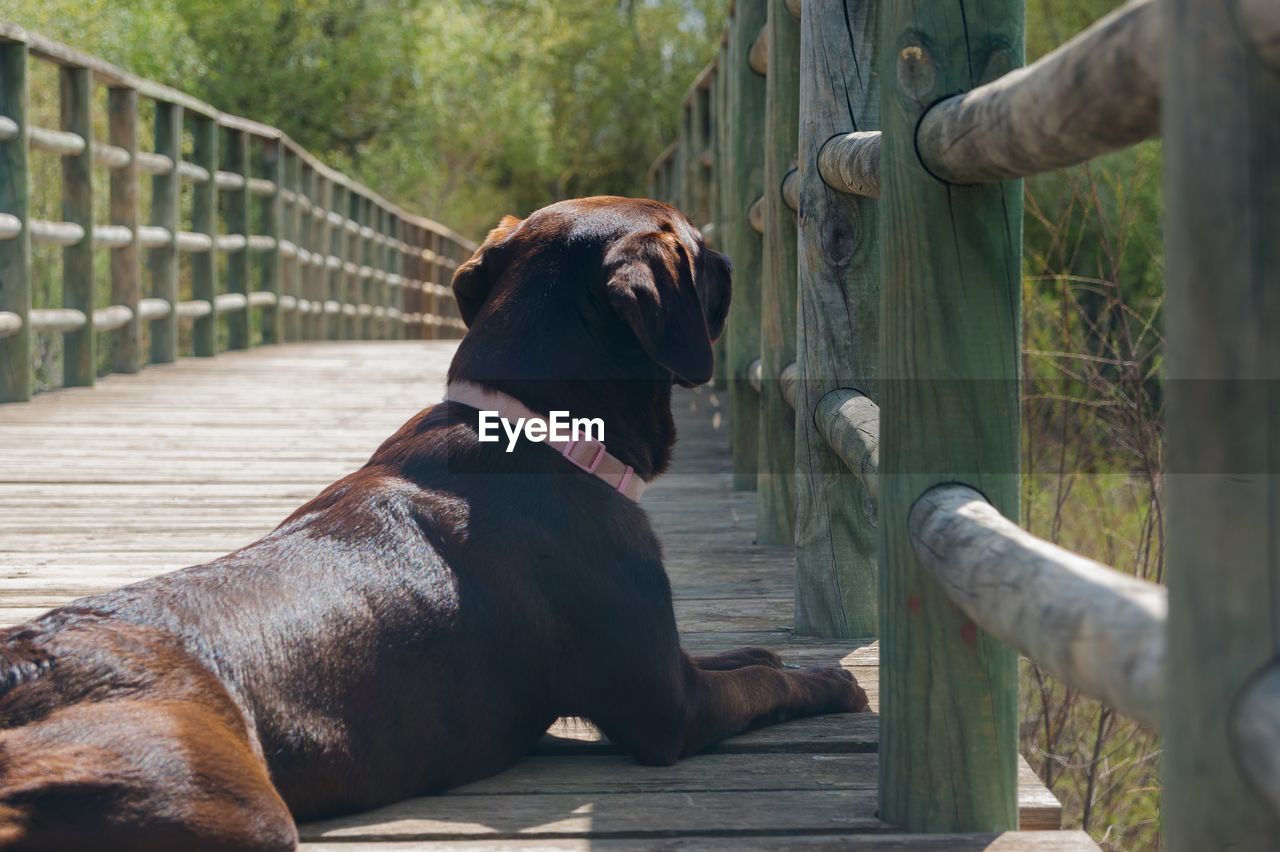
[60,66,94,386]
[222,126,251,350]
[107,87,141,374]
[147,99,181,365]
[299,834,1096,851]
[1162,0,1280,845]
[724,0,766,491]
[813,388,878,497]
[917,0,1158,185]
[191,115,219,356]
[793,0,880,639]
[878,0,1023,833]
[755,0,800,545]
[910,485,1165,729]
[0,43,29,404]
[816,130,880,198]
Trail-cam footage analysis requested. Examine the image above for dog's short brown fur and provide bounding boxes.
[0,197,867,851]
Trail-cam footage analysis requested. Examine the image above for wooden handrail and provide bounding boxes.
[0,23,475,403]
[909,485,1166,729]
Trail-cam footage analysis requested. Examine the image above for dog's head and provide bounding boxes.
[451,197,731,387]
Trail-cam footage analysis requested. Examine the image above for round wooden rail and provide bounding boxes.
[908,484,1166,729]
[0,311,22,339]
[817,132,880,198]
[0,213,20,240]
[814,389,879,497]
[1232,665,1280,821]
[916,0,1158,184]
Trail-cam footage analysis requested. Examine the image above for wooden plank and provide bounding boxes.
[222,126,251,349]
[298,789,887,842]
[723,1,766,491]
[1162,0,1280,846]
[0,42,32,403]
[755,0,799,544]
[299,833,1098,851]
[878,0,1023,833]
[107,87,141,374]
[793,0,880,638]
[60,65,94,387]
[282,147,301,342]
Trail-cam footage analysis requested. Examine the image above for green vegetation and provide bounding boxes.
[2,0,1164,846]
[1,0,724,238]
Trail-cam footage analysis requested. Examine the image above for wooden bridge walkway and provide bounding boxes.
[0,341,1093,849]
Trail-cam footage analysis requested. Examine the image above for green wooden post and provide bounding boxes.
[148,99,181,365]
[317,176,335,340]
[425,230,441,340]
[191,114,219,357]
[1163,0,1280,847]
[793,0,880,636]
[391,216,404,340]
[382,209,394,339]
[710,45,728,392]
[109,88,142,374]
[360,196,373,340]
[725,0,766,492]
[299,164,315,341]
[223,126,250,349]
[281,147,300,343]
[60,66,94,387]
[257,137,283,345]
[755,0,799,545]
[330,183,348,340]
[879,0,1023,832]
[0,40,30,403]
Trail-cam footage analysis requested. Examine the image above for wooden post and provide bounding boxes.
[300,165,316,341]
[191,114,218,356]
[257,137,283,345]
[281,147,300,343]
[1163,0,1280,846]
[108,87,141,374]
[318,177,336,340]
[878,0,1023,832]
[148,99,181,365]
[60,66,94,386]
[330,183,348,340]
[710,44,728,392]
[725,0,767,492]
[222,126,250,349]
[0,40,30,403]
[360,197,374,340]
[755,0,799,545]
[793,0,880,636]
[425,230,441,340]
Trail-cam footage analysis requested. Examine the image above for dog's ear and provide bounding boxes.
[451,215,522,327]
[701,248,732,343]
[604,230,722,387]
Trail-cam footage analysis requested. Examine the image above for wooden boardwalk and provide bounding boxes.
[0,341,1096,849]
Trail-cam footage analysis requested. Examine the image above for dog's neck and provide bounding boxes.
[446,318,678,482]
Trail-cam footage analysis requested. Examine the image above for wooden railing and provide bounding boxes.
[0,23,476,404]
[650,0,1280,844]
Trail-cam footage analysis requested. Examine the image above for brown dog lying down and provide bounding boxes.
[0,197,867,851]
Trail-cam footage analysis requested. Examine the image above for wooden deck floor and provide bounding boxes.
[0,341,1096,849]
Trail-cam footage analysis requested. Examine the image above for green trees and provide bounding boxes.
[1,0,723,237]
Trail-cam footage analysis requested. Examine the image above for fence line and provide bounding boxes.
[0,23,475,404]
[650,0,1280,842]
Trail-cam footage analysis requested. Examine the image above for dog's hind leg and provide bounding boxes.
[587,654,869,767]
[0,698,297,852]
[690,647,784,670]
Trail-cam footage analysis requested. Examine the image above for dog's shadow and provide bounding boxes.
[298,646,879,844]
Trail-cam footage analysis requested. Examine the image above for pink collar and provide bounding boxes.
[444,381,648,501]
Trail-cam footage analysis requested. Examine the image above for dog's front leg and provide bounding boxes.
[591,656,868,766]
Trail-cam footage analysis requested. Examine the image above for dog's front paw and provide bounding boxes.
[804,666,870,713]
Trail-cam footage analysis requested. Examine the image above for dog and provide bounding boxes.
[0,197,868,851]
